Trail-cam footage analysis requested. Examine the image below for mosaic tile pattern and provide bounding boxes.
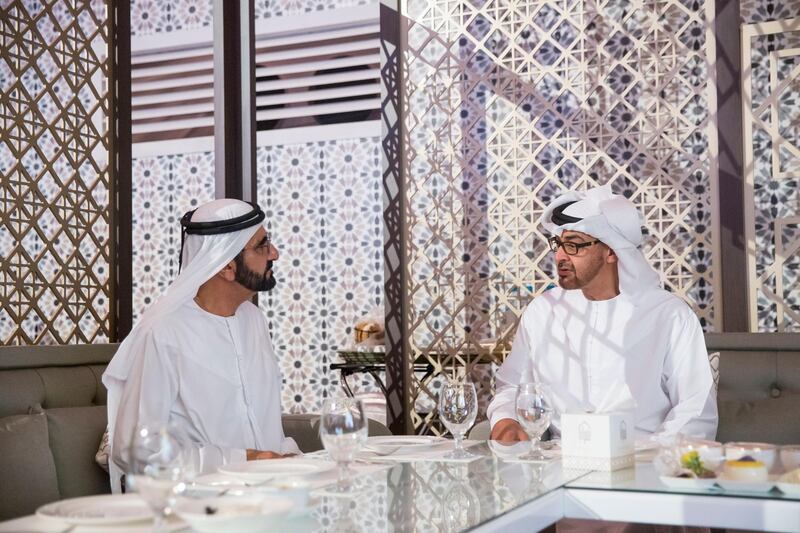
[254,0,377,20]
[257,138,384,413]
[130,0,213,36]
[131,152,216,322]
[130,138,384,412]
[741,0,800,24]
[130,0,379,35]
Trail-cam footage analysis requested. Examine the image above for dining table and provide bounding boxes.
[1,441,799,532]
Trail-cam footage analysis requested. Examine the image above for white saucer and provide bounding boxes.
[36,494,153,526]
[715,475,777,493]
[218,458,335,481]
[364,435,447,455]
[658,475,718,490]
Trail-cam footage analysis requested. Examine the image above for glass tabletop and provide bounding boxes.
[297,443,587,532]
[294,447,800,532]
[564,461,800,502]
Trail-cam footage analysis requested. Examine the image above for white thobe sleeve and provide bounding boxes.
[111,332,247,477]
[487,311,533,429]
[656,312,718,440]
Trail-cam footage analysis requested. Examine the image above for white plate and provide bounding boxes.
[658,476,718,490]
[716,475,778,493]
[219,459,335,481]
[364,435,447,455]
[176,494,294,533]
[36,494,153,525]
[777,482,800,497]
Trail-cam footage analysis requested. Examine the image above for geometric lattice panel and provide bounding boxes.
[257,138,384,414]
[0,0,113,344]
[130,152,215,322]
[401,0,721,434]
[742,17,800,331]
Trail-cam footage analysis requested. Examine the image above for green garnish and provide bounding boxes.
[680,451,714,478]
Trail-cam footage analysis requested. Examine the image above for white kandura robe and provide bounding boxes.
[487,286,718,441]
[109,299,299,488]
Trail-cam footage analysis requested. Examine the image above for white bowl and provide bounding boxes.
[256,478,310,512]
[679,439,725,472]
[175,494,293,533]
[780,445,800,472]
[723,442,777,472]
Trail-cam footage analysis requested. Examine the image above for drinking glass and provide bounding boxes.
[125,423,186,532]
[438,379,478,459]
[320,397,368,494]
[515,383,553,461]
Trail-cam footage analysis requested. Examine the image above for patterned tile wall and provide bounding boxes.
[131,152,216,322]
[130,137,384,413]
[741,0,800,23]
[256,138,384,413]
[130,0,378,36]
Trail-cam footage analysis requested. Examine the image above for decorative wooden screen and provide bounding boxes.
[742,16,800,331]
[398,0,721,434]
[0,0,114,344]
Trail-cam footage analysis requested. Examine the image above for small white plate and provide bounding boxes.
[776,482,800,497]
[716,475,778,493]
[658,476,718,490]
[219,458,335,481]
[36,494,153,526]
[364,435,447,455]
[176,494,293,533]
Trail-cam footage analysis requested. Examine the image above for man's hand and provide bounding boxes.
[490,418,529,442]
[246,449,290,460]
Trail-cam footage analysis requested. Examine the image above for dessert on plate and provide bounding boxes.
[722,455,768,482]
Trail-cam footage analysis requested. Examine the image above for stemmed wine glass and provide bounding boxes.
[515,383,553,461]
[438,379,478,459]
[125,423,186,532]
[320,397,368,494]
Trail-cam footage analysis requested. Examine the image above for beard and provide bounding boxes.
[234,255,276,292]
[557,256,604,290]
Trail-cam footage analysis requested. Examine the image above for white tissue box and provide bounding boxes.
[561,411,634,471]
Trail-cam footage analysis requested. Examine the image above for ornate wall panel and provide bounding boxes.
[130,0,213,36]
[0,0,113,344]
[400,0,721,433]
[742,16,800,331]
[254,0,377,20]
[130,152,215,322]
[257,138,384,413]
[130,138,383,413]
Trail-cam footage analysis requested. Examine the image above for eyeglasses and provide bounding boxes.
[547,236,601,256]
[242,234,273,255]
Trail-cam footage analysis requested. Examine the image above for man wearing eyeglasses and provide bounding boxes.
[104,199,300,492]
[487,185,718,444]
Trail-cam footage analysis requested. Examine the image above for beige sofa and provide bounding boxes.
[0,344,390,520]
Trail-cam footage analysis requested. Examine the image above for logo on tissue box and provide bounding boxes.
[562,411,634,459]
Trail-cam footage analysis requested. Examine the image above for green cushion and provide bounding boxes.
[46,406,110,498]
[0,413,60,520]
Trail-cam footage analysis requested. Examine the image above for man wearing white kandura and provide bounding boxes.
[487,185,718,443]
[103,198,300,493]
